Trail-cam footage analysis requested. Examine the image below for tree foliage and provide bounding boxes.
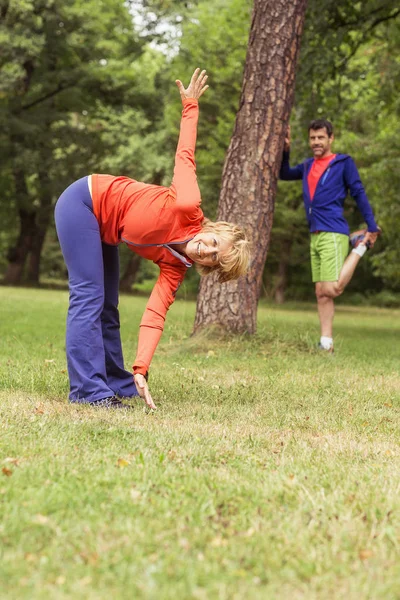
[0,0,166,283]
[0,0,399,304]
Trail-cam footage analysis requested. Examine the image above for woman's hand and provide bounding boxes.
[134,374,157,410]
[175,68,209,103]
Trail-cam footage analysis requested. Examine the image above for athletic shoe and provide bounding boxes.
[317,343,334,354]
[349,226,382,249]
[87,396,129,409]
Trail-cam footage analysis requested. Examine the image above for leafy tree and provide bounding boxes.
[0,0,149,284]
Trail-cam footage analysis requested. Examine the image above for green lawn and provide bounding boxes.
[0,287,399,600]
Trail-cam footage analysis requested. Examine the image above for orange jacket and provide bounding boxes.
[91,99,204,375]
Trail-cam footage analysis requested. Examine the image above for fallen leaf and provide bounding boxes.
[4,457,19,465]
[80,552,98,566]
[56,576,66,585]
[384,403,392,408]
[24,553,38,563]
[116,458,130,468]
[2,467,12,477]
[359,549,373,560]
[44,359,55,364]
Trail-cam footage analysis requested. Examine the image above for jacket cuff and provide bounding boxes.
[182,98,199,107]
[133,366,149,379]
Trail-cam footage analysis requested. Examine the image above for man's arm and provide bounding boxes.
[280,151,304,181]
[279,126,304,181]
[344,157,379,233]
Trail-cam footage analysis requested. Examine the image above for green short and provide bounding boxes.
[310,231,349,283]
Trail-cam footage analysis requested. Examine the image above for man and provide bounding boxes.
[279,120,380,352]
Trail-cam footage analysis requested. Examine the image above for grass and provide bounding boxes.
[0,286,399,600]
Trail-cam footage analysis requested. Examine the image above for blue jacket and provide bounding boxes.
[279,151,379,235]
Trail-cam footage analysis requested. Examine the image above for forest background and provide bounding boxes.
[1,0,399,306]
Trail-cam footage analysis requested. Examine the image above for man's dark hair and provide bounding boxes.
[308,119,334,137]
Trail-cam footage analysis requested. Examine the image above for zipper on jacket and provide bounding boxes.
[121,237,193,268]
[321,167,331,185]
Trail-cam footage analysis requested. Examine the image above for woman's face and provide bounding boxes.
[185,232,231,267]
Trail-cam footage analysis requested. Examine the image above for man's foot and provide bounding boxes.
[317,343,334,354]
[349,226,381,249]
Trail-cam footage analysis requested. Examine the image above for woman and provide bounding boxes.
[55,68,250,410]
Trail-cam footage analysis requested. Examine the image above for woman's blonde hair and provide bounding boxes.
[196,219,251,283]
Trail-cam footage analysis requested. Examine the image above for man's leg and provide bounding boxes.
[315,283,335,338]
[101,243,139,399]
[318,249,363,299]
[311,234,334,348]
[315,233,364,349]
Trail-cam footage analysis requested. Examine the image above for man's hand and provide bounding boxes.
[284,125,291,152]
[176,68,209,103]
[134,374,156,410]
[363,229,380,249]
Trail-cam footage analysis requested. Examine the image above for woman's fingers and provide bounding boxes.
[134,374,157,410]
[175,79,185,100]
[177,69,209,100]
[198,84,209,98]
[144,389,157,410]
[189,67,200,89]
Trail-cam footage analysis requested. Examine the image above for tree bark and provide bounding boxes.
[194,0,308,334]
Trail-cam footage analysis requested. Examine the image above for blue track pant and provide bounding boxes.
[54,177,138,403]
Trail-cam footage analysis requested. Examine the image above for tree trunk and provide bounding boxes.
[3,167,34,285]
[194,0,308,334]
[26,170,53,284]
[3,208,36,284]
[25,214,49,284]
[274,239,292,304]
[120,254,141,293]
